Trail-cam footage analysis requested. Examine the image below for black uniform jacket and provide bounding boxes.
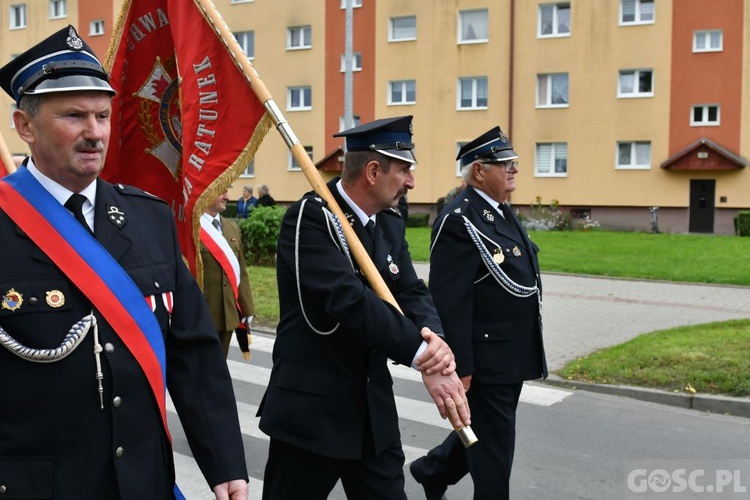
[258,179,442,459]
[0,177,247,499]
[429,186,547,384]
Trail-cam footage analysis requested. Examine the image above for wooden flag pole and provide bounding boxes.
[195,0,477,447]
[0,131,17,175]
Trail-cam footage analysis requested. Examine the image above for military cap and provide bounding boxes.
[0,25,115,105]
[334,115,417,164]
[457,126,518,166]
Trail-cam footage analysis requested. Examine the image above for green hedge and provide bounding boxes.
[737,211,750,237]
[406,213,430,227]
[238,206,285,266]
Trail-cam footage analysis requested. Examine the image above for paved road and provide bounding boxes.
[171,271,750,498]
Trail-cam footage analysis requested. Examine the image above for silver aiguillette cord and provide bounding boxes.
[91,313,104,409]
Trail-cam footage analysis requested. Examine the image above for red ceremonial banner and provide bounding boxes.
[102,0,271,280]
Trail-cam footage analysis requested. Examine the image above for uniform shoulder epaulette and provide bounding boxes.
[303,190,328,207]
[113,183,167,204]
[446,195,471,216]
[381,207,400,218]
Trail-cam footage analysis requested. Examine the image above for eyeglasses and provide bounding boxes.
[481,160,518,172]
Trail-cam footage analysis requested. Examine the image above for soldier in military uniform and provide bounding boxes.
[258,116,471,500]
[0,26,248,499]
[410,127,548,500]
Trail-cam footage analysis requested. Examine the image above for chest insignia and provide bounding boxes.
[107,205,127,228]
[387,255,400,276]
[512,246,522,257]
[45,290,66,308]
[2,289,23,311]
[344,212,355,227]
[483,209,495,222]
[493,248,505,265]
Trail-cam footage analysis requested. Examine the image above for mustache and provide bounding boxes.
[74,139,104,152]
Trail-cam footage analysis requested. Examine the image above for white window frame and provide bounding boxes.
[693,30,723,53]
[49,0,66,19]
[340,0,362,8]
[240,159,255,177]
[289,146,313,171]
[234,31,254,60]
[618,69,654,98]
[388,80,416,105]
[620,0,654,26]
[340,53,362,72]
[457,77,488,110]
[691,104,720,126]
[287,26,312,50]
[538,3,571,38]
[458,9,488,44]
[389,16,417,42]
[287,86,312,111]
[89,19,105,36]
[616,141,651,170]
[10,4,27,30]
[535,142,568,177]
[536,73,569,108]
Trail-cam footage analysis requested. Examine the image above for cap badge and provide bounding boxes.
[46,290,66,308]
[107,206,127,228]
[2,288,23,311]
[499,133,508,144]
[66,26,84,50]
[493,248,505,265]
[512,246,522,257]
[387,255,400,276]
[483,209,495,222]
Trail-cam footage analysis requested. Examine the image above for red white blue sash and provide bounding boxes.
[0,169,171,435]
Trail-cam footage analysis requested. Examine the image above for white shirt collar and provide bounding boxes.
[473,187,506,216]
[26,158,97,230]
[336,179,375,226]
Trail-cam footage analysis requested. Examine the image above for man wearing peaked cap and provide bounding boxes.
[0,25,248,499]
[258,115,470,499]
[410,126,547,500]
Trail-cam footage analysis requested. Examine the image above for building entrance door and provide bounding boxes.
[689,179,715,233]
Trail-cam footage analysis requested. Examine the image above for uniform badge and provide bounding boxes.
[344,212,355,227]
[493,248,505,265]
[483,209,495,222]
[387,255,399,275]
[107,206,127,228]
[2,289,23,311]
[66,26,84,50]
[46,290,65,308]
[453,207,462,214]
[512,246,522,257]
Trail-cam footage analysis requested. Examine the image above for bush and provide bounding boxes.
[737,211,750,237]
[518,196,571,231]
[406,213,430,227]
[224,201,238,218]
[239,206,285,266]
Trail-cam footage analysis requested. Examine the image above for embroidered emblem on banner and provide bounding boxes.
[46,290,65,308]
[2,289,23,311]
[135,56,183,179]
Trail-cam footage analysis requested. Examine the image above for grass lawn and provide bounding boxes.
[558,320,750,397]
[246,265,279,328]
[406,228,750,286]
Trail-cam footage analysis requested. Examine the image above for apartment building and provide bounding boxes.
[2,0,748,234]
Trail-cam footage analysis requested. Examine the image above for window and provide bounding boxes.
[617,141,651,169]
[340,0,362,7]
[339,115,361,131]
[693,30,723,52]
[89,19,104,36]
[287,26,312,50]
[289,146,313,171]
[10,4,26,29]
[691,105,720,126]
[458,9,488,43]
[49,0,66,19]
[240,160,255,177]
[235,31,254,59]
[287,86,312,111]
[537,73,569,107]
[457,77,488,109]
[618,69,653,98]
[539,3,570,37]
[536,143,568,176]
[620,0,654,25]
[388,80,416,105]
[340,53,362,72]
[390,16,416,41]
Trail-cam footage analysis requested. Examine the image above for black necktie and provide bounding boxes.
[364,219,375,238]
[65,194,93,234]
[500,203,521,238]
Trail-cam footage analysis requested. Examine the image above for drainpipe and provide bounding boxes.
[508,0,515,139]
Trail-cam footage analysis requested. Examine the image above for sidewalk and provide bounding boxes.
[412,263,750,417]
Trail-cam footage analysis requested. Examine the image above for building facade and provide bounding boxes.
[2,0,748,234]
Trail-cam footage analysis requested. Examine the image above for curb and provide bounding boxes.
[543,374,750,419]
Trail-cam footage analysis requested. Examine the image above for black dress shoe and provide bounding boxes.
[409,460,448,500]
